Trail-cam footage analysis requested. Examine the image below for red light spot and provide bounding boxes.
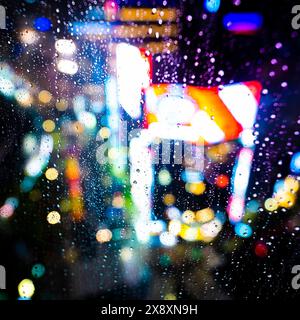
[254,243,268,258]
[215,174,229,188]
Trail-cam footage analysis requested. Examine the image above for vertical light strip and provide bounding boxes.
[228,147,254,223]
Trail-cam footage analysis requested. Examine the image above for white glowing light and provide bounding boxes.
[239,129,255,147]
[78,111,97,130]
[135,221,150,243]
[166,207,181,220]
[158,169,172,186]
[182,227,198,242]
[232,148,253,198]
[168,219,182,235]
[120,247,134,262]
[55,39,76,55]
[73,95,86,114]
[145,85,227,144]
[159,231,177,247]
[191,111,225,144]
[200,218,222,238]
[23,134,38,156]
[0,78,15,96]
[228,147,254,223]
[91,100,104,113]
[96,229,112,243]
[47,211,61,225]
[148,122,199,141]
[20,28,39,45]
[40,135,53,157]
[25,156,46,177]
[25,135,53,177]
[155,95,196,125]
[149,220,165,234]
[56,59,78,75]
[130,132,154,222]
[228,195,244,223]
[219,83,258,129]
[105,77,119,130]
[0,63,13,79]
[116,43,150,119]
[14,88,32,107]
[145,88,158,113]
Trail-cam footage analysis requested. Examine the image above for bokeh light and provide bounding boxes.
[34,17,52,32]
[42,119,56,132]
[96,229,112,243]
[18,279,35,299]
[45,167,59,181]
[47,211,61,224]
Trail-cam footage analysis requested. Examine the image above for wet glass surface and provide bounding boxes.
[0,0,299,300]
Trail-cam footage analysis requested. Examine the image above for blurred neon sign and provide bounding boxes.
[113,44,262,241]
[144,81,262,144]
[223,13,263,34]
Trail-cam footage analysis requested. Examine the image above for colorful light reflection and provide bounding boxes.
[223,13,263,35]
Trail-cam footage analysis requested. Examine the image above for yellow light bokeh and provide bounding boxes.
[73,121,85,134]
[42,119,56,133]
[99,127,111,139]
[112,24,178,39]
[47,211,61,224]
[56,98,68,111]
[284,176,299,193]
[196,208,215,223]
[179,225,198,241]
[164,293,177,300]
[207,143,231,162]
[185,182,206,195]
[264,198,278,211]
[96,229,112,243]
[168,219,182,236]
[15,89,33,107]
[119,8,177,22]
[276,192,296,208]
[143,41,178,54]
[38,90,52,104]
[182,210,195,224]
[163,193,175,206]
[18,279,35,298]
[45,167,59,181]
